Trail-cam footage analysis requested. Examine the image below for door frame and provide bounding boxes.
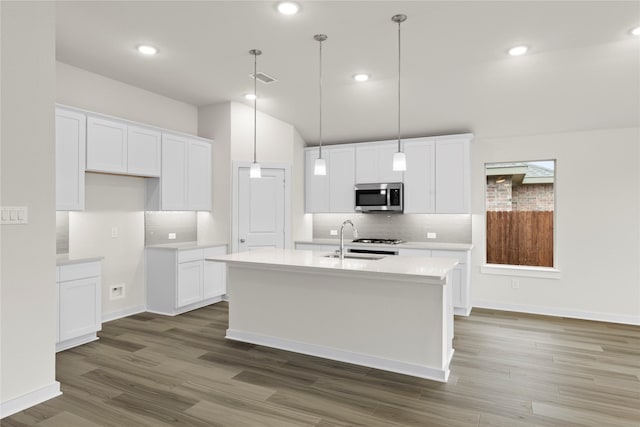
[231,161,291,253]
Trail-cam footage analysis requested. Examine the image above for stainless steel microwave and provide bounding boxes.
[355,183,403,213]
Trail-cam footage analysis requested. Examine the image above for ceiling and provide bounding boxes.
[56,1,640,144]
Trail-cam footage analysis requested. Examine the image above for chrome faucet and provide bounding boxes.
[339,220,358,259]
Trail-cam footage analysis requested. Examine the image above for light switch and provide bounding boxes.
[1,206,28,225]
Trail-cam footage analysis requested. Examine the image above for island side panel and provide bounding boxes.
[225,264,450,381]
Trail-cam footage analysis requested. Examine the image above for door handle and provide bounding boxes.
[240,238,246,243]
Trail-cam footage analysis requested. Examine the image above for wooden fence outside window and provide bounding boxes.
[486,211,554,267]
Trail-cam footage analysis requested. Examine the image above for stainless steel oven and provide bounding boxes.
[354,183,403,212]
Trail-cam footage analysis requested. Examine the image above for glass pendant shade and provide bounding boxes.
[250,162,261,178]
[392,151,407,172]
[314,157,327,175]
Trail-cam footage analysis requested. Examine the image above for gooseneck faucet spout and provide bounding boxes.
[339,220,358,260]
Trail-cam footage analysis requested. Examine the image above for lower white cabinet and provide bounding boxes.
[56,261,102,352]
[295,242,471,316]
[146,245,227,315]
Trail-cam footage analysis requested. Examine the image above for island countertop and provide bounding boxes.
[207,248,458,282]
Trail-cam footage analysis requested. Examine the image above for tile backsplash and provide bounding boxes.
[145,211,197,245]
[312,213,471,243]
[56,211,69,254]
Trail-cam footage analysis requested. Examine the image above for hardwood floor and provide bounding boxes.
[3,303,639,426]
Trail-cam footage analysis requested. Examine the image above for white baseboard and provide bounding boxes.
[0,382,61,419]
[226,329,449,383]
[56,333,98,352]
[472,300,640,326]
[147,297,223,317]
[454,306,472,316]
[102,304,146,323]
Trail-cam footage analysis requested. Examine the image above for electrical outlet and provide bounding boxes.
[330,229,338,236]
[111,227,118,238]
[427,232,437,239]
[511,279,520,289]
[168,233,177,240]
[110,284,125,300]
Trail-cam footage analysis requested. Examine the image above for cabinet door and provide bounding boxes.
[329,147,356,212]
[86,116,127,173]
[304,149,329,213]
[435,137,470,213]
[378,142,404,183]
[127,125,161,177]
[203,261,226,299]
[187,140,212,211]
[177,260,203,308]
[55,109,86,211]
[403,139,435,213]
[448,266,464,308]
[355,145,379,183]
[59,276,101,342]
[161,134,188,210]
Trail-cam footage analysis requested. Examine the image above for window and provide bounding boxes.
[485,160,555,268]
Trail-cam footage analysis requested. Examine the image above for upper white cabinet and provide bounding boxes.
[86,116,128,174]
[355,141,403,184]
[403,138,435,214]
[55,108,86,211]
[146,133,212,211]
[127,125,161,177]
[435,136,471,214]
[86,116,161,177]
[304,146,355,213]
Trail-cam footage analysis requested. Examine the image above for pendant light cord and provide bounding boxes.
[396,17,402,153]
[319,37,323,159]
[253,51,258,164]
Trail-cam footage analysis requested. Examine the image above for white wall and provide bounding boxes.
[56,62,199,319]
[1,1,58,409]
[471,128,640,324]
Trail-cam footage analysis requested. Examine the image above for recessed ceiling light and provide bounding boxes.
[245,93,257,100]
[137,45,157,55]
[353,73,370,82]
[277,2,299,15]
[508,45,528,56]
[631,26,640,36]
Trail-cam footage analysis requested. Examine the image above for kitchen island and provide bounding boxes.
[207,248,458,382]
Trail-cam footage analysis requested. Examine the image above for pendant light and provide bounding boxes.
[313,34,328,176]
[391,14,407,172]
[249,49,262,178]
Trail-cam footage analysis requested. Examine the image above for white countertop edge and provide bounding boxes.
[145,242,228,250]
[56,255,104,266]
[295,239,473,251]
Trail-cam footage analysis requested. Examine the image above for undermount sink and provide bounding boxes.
[323,254,385,261]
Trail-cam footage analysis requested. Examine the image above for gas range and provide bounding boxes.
[352,238,404,245]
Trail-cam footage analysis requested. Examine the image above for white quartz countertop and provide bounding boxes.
[56,254,103,266]
[207,248,459,282]
[295,239,473,251]
[146,241,228,251]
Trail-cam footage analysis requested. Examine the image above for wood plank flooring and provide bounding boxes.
[3,303,639,426]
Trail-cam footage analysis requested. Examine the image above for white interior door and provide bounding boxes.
[238,167,286,252]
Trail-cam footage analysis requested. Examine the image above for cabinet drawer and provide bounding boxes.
[178,249,203,263]
[59,262,101,282]
[431,250,468,264]
[203,246,226,258]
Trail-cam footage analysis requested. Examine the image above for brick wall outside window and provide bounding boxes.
[486,176,554,211]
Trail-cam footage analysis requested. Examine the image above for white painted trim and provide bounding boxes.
[0,382,61,419]
[454,306,472,316]
[146,296,223,316]
[226,329,449,383]
[102,304,146,323]
[480,264,561,279]
[472,300,640,326]
[56,333,98,352]
[231,161,292,254]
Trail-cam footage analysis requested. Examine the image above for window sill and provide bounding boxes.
[481,264,561,279]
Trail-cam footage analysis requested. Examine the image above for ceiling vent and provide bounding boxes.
[250,72,278,84]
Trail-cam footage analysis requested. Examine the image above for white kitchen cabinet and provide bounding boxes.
[56,261,102,352]
[304,149,330,213]
[127,125,161,177]
[435,136,471,214]
[146,245,227,315]
[55,108,86,211]
[403,138,436,214]
[86,116,128,174]
[304,146,355,213]
[397,248,432,257]
[432,250,470,316]
[355,141,403,184]
[146,133,212,211]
